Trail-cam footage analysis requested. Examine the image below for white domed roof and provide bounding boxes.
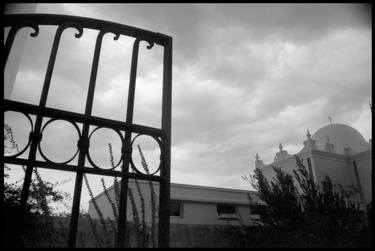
[311,123,370,154]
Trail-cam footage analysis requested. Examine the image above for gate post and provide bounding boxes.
[159,36,172,248]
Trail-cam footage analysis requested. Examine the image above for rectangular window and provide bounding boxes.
[217,204,237,216]
[307,158,314,182]
[352,161,364,200]
[170,200,182,217]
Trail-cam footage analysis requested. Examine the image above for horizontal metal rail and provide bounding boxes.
[4,157,165,182]
[4,99,166,139]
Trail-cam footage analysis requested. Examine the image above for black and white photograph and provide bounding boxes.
[3,3,372,248]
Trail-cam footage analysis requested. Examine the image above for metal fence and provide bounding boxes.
[3,14,172,247]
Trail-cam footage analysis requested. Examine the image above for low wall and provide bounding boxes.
[32,216,250,248]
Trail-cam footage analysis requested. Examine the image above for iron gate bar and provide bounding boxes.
[116,35,157,247]
[117,36,140,248]
[68,25,115,248]
[159,35,172,248]
[18,23,66,232]
[3,14,172,248]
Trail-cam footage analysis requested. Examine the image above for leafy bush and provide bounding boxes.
[243,155,370,247]
[3,123,70,247]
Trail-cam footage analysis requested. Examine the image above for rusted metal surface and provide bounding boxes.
[3,14,172,247]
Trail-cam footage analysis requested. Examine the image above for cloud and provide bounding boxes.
[5,4,371,198]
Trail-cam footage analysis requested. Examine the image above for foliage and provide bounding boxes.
[3,123,71,248]
[249,165,303,228]
[83,143,158,247]
[243,155,370,247]
[4,122,158,247]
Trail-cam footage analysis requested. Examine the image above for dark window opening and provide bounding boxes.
[307,157,314,182]
[170,200,182,217]
[217,204,237,215]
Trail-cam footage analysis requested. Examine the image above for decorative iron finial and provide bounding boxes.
[279,142,283,151]
[255,153,259,161]
[306,130,311,139]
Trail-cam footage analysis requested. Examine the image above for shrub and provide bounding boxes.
[243,155,369,247]
[3,123,71,247]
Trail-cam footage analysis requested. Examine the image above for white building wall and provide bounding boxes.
[257,149,372,203]
[254,124,372,210]
[260,152,315,186]
[88,180,159,224]
[88,180,261,226]
[311,151,355,190]
[351,150,372,203]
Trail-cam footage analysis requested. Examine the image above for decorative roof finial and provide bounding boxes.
[306,130,311,139]
[255,153,259,161]
[302,129,317,151]
[328,116,333,126]
[279,142,283,151]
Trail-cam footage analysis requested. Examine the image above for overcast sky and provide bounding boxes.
[4,3,372,211]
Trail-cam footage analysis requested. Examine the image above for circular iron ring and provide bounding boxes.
[38,118,81,164]
[86,126,124,170]
[129,133,164,176]
[4,110,34,158]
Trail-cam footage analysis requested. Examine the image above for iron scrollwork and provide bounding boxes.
[4,22,40,67]
[57,22,84,38]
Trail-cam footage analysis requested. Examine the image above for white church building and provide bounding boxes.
[255,122,372,209]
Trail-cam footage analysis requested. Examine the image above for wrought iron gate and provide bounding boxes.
[3,14,172,247]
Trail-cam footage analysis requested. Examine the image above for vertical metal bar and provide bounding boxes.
[116,38,141,247]
[4,26,19,69]
[68,29,104,247]
[3,27,19,242]
[158,37,172,248]
[4,24,39,70]
[19,24,65,218]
